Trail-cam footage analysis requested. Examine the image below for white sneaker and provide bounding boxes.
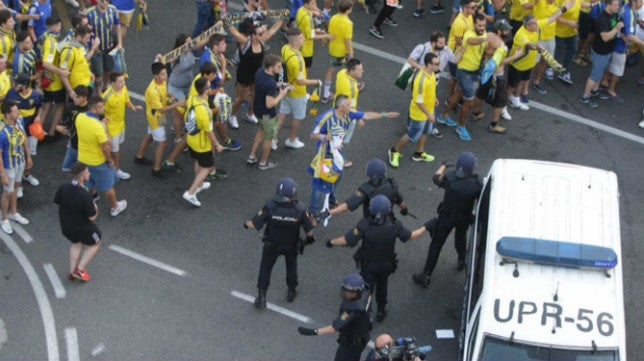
[65,0,80,7]
[501,107,512,120]
[284,138,304,149]
[639,119,644,128]
[196,181,211,194]
[246,113,258,124]
[509,96,529,110]
[23,174,39,186]
[110,200,128,216]
[229,115,239,129]
[9,213,29,225]
[271,139,278,150]
[182,191,201,207]
[17,186,23,199]
[117,169,132,180]
[1,220,12,234]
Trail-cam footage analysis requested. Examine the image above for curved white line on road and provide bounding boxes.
[0,232,59,361]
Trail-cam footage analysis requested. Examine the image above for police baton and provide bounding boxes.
[406,212,418,220]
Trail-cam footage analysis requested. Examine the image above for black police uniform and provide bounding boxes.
[250,196,314,293]
[332,289,373,361]
[420,170,483,276]
[344,217,411,316]
[344,178,404,219]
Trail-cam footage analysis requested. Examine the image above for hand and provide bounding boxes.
[134,105,143,111]
[325,239,333,248]
[1,174,9,187]
[298,327,317,336]
[358,119,365,129]
[215,144,225,153]
[305,235,316,245]
[315,209,330,221]
[617,21,624,30]
[93,37,101,50]
[441,160,453,167]
[400,207,409,216]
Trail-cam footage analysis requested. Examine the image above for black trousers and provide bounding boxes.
[422,214,470,275]
[374,5,396,29]
[257,244,298,291]
[335,340,367,361]
[360,267,391,312]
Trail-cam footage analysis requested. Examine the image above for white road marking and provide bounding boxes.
[12,223,33,243]
[64,327,79,361]
[90,342,106,356]
[43,263,66,299]
[108,245,188,276]
[435,329,455,339]
[0,318,7,351]
[230,290,312,323]
[0,232,59,361]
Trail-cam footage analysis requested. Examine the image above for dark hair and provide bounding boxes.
[208,33,226,48]
[151,62,166,76]
[87,96,104,109]
[461,0,476,6]
[74,85,90,98]
[1,100,17,116]
[109,72,124,83]
[71,163,87,178]
[16,31,30,43]
[264,54,281,69]
[423,52,438,66]
[75,25,92,38]
[430,31,445,43]
[523,15,535,26]
[71,14,87,29]
[346,58,362,72]
[0,10,12,26]
[194,77,210,95]
[200,61,217,75]
[173,33,188,49]
[474,13,487,23]
[338,0,353,13]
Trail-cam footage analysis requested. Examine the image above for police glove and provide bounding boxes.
[400,207,409,216]
[298,327,318,336]
[315,210,330,222]
[441,161,453,168]
[243,222,249,229]
[305,235,316,245]
[325,239,333,248]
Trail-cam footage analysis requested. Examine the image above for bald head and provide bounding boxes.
[375,334,394,350]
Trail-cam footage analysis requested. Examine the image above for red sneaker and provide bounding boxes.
[72,268,91,282]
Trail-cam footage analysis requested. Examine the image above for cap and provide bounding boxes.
[46,15,61,26]
[275,177,297,199]
[366,159,387,179]
[342,273,365,292]
[14,73,31,86]
[455,152,477,178]
[492,19,512,32]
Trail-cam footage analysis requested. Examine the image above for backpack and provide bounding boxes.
[184,101,209,136]
[277,47,300,85]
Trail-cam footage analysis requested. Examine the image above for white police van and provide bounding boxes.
[459,159,626,361]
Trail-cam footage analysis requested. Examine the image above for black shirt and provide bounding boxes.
[593,10,619,55]
[433,171,483,217]
[54,183,97,234]
[253,68,279,118]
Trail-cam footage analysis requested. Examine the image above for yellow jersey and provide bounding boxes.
[39,32,64,91]
[0,71,10,121]
[0,28,15,68]
[510,0,534,21]
[533,0,559,40]
[59,42,92,89]
[102,86,131,137]
[282,45,307,99]
[76,112,109,166]
[458,30,487,72]
[510,25,541,70]
[448,13,474,52]
[295,7,315,58]
[556,0,581,38]
[145,79,168,130]
[328,13,353,58]
[409,69,436,121]
[185,96,214,153]
[335,69,359,109]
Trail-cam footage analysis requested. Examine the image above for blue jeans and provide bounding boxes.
[309,178,335,214]
[555,36,578,72]
[192,1,216,38]
[61,144,78,172]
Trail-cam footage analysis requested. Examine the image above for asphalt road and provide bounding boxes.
[0,0,643,360]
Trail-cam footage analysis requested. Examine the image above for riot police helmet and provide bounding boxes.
[366,159,387,180]
[369,195,392,223]
[275,177,297,199]
[342,273,366,293]
[455,152,477,178]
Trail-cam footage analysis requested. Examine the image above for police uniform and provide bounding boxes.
[344,217,411,319]
[250,195,314,296]
[344,177,404,220]
[332,288,373,361]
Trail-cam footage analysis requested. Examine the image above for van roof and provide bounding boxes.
[481,159,625,350]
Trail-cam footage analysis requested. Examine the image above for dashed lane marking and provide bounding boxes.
[230,290,312,323]
[64,327,79,361]
[108,244,189,276]
[43,263,67,299]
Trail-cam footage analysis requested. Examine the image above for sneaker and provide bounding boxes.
[65,0,80,7]
[595,90,610,100]
[1,220,13,234]
[117,169,131,180]
[206,169,229,181]
[530,82,547,95]
[388,148,400,168]
[412,152,435,162]
[71,268,91,282]
[284,138,305,149]
[383,18,398,27]
[488,124,507,134]
[412,273,431,288]
[639,119,644,128]
[501,107,512,120]
[271,139,278,150]
[545,68,554,80]
[254,291,267,309]
[520,94,529,104]
[430,127,443,139]
[369,26,384,39]
[579,96,599,108]
[196,181,211,194]
[455,126,472,142]
[9,213,29,225]
[23,174,39,186]
[436,114,458,127]
[429,5,446,13]
[320,95,333,103]
[509,96,529,110]
[162,160,183,172]
[92,192,100,203]
[229,115,239,129]
[258,161,278,170]
[245,113,258,124]
[607,93,624,102]
[394,3,403,9]
[558,72,573,85]
[134,156,153,165]
[16,186,23,199]
[152,169,172,179]
[470,112,486,121]
[182,191,201,207]
[110,200,128,217]
[573,56,588,66]
[223,138,242,151]
[246,155,258,164]
[413,8,425,17]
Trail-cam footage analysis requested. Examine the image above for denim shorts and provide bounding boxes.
[589,50,611,83]
[456,69,479,100]
[407,118,431,142]
[86,163,118,193]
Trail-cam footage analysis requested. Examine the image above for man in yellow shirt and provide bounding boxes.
[134,62,186,179]
[555,0,583,84]
[182,77,224,207]
[277,29,323,149]
[76,96,127,217]
[102,71,142,181]
[530,0,571,93]
[509,0,535,34]
[0,10,16,69]
[323,0,354,102]
[38,16,69,138]
[296,0,333,69]
[0,55,10,121]
[508,15,543,110]
[444,0,476,101]
[60,25,99,97]
[388,53,440,169]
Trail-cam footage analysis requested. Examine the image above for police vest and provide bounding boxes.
[356,218,399,266]
[440,171,483,217]
[357,178,402,219]
[264,199,306,248]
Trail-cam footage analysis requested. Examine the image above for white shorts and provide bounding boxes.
[608,52,626,77]
[3,163,25,193]
[28,136,38,156]
[111,132,125,152]
[538,39,556,61]
[147,126,167,142]
[278,96,307,120]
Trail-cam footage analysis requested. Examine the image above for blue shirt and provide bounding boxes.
[253,68,278,118]
[28,0,52,39]
[0,119,26,169]
[13,49,38,77]
[614,3,636,54]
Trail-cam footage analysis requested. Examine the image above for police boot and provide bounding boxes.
[375,306,388,323]
[287,287,297,303]
[412,273,431,288]
[254,289,267,309]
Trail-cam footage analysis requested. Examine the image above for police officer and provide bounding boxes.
[316,159,410,224]
[412,152,483,288]
[325,195,425,322]
[297,273,373,361]
[244,177,315,309]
